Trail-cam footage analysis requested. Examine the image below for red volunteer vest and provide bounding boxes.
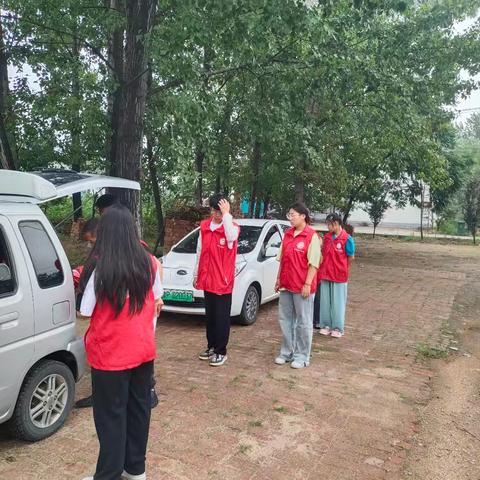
[279,225,318,295]
[319,229,350,283]
[196,218,239,295]
[84,257,157,371]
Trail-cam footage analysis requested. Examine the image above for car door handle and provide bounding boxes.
[0,311,19,329]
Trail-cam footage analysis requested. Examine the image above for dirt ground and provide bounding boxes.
[1,237,479,480]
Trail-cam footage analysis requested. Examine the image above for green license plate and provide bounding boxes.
[163,289,194,302]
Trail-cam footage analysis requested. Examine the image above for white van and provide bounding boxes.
[0,169,139,441]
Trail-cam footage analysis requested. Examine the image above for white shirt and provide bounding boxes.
[80,269,164,317]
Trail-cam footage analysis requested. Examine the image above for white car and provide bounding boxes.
[161,219,290,325]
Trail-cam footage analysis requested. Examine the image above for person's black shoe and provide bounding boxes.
[75,395,93,408]
[150,388,159,409]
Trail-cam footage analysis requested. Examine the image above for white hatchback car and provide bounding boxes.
[162,219,291,325]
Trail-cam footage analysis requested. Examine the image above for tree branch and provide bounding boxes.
[1,13,117,76]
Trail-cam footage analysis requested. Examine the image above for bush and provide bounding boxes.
[436,219,459,236]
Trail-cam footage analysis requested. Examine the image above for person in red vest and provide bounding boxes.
[79,205,163,480]
[75,196,163,411]
[194,194,240,367]
[274,202,321,369]
[318,212,355,338]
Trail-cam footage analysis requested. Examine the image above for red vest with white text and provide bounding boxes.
[196,218,239,295]
[319,229,350,283]
[84,257,157,371]
[279,225,318,295]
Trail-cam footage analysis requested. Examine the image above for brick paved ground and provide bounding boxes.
[0,238,476,480]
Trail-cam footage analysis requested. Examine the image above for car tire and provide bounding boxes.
[236,285,260,326]
[8,360,75,442]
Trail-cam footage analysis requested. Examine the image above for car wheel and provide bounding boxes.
[8,360,75,442]
[237,285,260,326]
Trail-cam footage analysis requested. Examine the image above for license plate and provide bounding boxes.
[163,289,194,302]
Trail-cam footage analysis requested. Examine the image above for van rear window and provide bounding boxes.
[19,221,64,289]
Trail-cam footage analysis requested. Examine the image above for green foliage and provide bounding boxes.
[365,187,390,236]
[463,171,480,244]
[416,343,448,360]
[2,0,480,231]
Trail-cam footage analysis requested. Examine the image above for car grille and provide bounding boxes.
[163,298,206,308]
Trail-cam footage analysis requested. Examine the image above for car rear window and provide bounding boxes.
[172,225,264,255]
[19,221,64,289]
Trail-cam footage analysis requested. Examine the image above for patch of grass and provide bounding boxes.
[239,444,253,455]
[274,405,288,414]
[187,384,198,393]
[248,420,263,428]
[416,343,448,359]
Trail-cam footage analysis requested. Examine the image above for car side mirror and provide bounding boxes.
[265,246,279,258]
[0,263,12,281]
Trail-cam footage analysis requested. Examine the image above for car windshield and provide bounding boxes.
[172,225,264,255]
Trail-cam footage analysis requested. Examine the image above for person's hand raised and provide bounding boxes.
[218,198,230,216]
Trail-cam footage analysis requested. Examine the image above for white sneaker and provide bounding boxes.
[331,329,343,338]
[274,356,288,365]
[319,326,331,336]
[121,472,147,480]
[291,360,309,369]
[81,477,93,480]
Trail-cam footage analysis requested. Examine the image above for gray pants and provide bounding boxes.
[278,291,314,364]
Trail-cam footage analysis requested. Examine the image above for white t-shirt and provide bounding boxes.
[80,269,163,317]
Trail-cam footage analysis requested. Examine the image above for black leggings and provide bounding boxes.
[91,361,153,480]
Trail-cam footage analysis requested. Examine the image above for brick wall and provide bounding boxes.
[163,218,201,253]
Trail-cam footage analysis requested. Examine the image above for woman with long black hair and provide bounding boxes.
[80,205,163,480]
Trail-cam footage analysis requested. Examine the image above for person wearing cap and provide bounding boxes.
[194,194,240,367]
[318,212,355,338]
[274,202,321,369]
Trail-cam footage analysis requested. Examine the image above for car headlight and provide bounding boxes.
[235,261,247,277]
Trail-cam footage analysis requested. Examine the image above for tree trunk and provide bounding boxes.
[0,19,16,170]
[112,0,157,227]
[71,34,83,220]
[373,223,377,239]
[263,193,271,219]
[146,68,164,250]
[195,148,205,207]
[420,185,424,241]
[249,140,261,218]
[146,136,164,249]
[342,206,352,225]
[105,0,125,175]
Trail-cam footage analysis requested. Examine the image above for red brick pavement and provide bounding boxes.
[0,240,468,480]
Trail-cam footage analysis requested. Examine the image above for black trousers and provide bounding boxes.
[313,281,321,327]
[91,361,153,480]
[204,291,232,356]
